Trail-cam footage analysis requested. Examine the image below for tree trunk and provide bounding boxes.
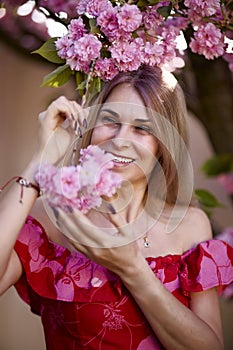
[180,54,233,154]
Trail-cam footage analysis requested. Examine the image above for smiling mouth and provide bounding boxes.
[112,155,134,164]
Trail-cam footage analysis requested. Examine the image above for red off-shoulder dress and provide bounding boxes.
[14,216,233,350]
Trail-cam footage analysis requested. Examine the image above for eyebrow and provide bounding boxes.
[99,108,119,118]
[99,108,152,123]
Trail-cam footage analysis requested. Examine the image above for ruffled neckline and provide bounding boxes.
[14,216,233,303]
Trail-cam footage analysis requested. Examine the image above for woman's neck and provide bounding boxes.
[106,179,148,222]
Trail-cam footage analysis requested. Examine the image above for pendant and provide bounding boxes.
[144,236,150,248]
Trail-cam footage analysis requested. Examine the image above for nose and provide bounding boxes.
[111,124,132,149]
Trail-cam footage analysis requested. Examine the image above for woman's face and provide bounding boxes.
[90,84,159,186]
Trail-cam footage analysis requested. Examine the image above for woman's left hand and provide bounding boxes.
[54,207,144,276]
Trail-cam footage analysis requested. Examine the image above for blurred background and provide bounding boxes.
[0,1,233,349]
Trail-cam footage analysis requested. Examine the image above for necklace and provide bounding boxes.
[143,235,150,248]
[143,214,151,248]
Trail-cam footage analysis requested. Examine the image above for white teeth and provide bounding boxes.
[113,156,133,163]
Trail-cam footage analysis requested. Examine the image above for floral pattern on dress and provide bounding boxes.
[14,216,233,350]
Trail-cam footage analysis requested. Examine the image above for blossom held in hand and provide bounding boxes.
[35,145,122,213]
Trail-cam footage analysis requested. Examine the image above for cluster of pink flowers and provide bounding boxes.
[2,1,232,73]
[35,145,122,213]
[184,0,221,20]
[55,1,178,79]
[55,2,147,79]
[54,0,232,80]
[190,23,225,60]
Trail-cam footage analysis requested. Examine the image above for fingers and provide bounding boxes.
[38,96,89,136]
[68,238,89,256]
[55,207,130,248]
[103,203,128,232]
[55,208,103,247]
[70,101,89,137]
[104,203,152,243]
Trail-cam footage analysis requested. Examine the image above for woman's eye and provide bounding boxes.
[135,125,152,134]
[102,116,119,125]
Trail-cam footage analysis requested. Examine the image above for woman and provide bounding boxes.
[0,66,232,349]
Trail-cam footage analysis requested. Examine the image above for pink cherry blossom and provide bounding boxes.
[76,0,88,15]
[165,17,189,32]
[97,5,119,41]
[55,36,73,60]
[94,58,119,81]
[86,0,112,17]
[110,38,143,72]
[184,0,221,18]
[189,23,225,59]
[67,18,86,41]
[74,34,101,60]
[64,34,102,72]
[53,166,80,199]
[117,4,142,33]
[143,42,164,66]
[160,27,178,63]
[217,172,233,194]
[35,163,57,194]
[36,145,122,213]
[142,5,163,31]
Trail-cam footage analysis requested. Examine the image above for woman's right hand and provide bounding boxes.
[32,96,89,166]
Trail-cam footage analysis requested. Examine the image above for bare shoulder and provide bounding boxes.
[179,206,213,252]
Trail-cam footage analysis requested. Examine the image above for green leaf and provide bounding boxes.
[75,72,86,97]
[201,154,233,176]
[32,38,65,64]
[75,71,85,87]
[89,76,102,94]
[76,81,86,97]
[194,189,223,208]
[41,65,72,88]
[148,0,160,5]
[136,0,150,8]
[89,18,100,34]
[157,4,172,19]
[83,77,102,104]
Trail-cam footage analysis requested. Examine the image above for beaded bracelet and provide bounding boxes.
[0,176,41,204]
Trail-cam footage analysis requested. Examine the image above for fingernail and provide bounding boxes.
[66,205,73,213]
[108,204,116,214]
[52,207,59,219]
[71,113,75,120]
[78,127,83,138]
[83,118,87,129]
[74,120,78,132]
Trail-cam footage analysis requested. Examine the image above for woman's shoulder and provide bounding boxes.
[179,206,213,253]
